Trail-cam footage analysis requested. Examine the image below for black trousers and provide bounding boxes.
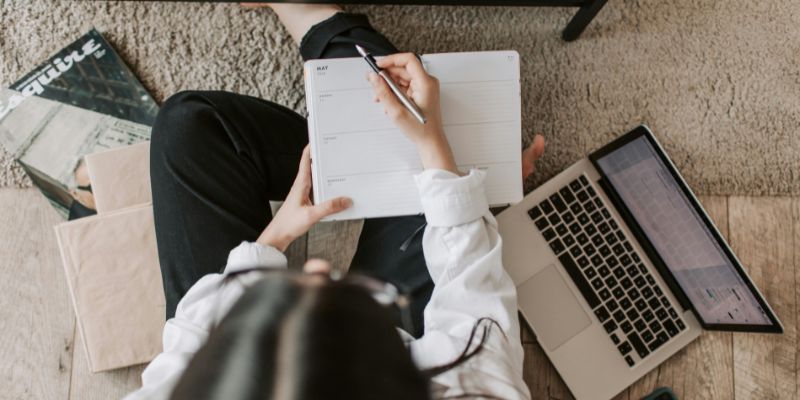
[150,13,432,337]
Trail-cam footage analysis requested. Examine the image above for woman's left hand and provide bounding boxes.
[257,145,352,252]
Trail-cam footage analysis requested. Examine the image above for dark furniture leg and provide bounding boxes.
[562,0,608,41]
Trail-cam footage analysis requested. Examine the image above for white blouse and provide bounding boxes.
[124,169,530,400]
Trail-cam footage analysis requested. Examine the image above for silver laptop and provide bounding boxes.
[497,125,783,400]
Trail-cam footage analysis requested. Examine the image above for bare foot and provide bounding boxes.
[241,3,342,45]
[522,134,545,182]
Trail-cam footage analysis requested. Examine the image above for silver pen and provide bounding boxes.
[355,44,426,124]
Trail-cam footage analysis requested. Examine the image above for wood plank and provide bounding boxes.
[0,189,74,400]
[307,219,363,273]
[626,196,734,399]
[68,333,146,400]
[522,341,575,400]
[729,197,796,400]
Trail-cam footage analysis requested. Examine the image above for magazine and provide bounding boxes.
[0,28,158,219]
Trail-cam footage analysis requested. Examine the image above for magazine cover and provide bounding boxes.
[0,28,158,219]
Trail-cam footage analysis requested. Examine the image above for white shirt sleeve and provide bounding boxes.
[409,169,531,400]
[123,241,287,400]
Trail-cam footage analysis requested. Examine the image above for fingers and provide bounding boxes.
[288,145,313,199]
[522,134,545,181]
[368,72,411,123]
[376,53,428,81]
[309,196,352,221]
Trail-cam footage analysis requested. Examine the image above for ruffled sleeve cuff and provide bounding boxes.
[414,168,489,227]
[224,241,288,274]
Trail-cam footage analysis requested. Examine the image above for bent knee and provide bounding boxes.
[150,91,216,159]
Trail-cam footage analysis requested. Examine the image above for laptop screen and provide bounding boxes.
[594,135,772,326]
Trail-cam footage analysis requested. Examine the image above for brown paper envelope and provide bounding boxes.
[85,142,151,214]
[55,205,165,372]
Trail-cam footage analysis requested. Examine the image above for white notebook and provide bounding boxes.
[304,51,522,220]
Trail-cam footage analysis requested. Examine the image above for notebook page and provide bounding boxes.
[304,51,521,220]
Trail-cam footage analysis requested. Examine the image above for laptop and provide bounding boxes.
[496,125,783,400]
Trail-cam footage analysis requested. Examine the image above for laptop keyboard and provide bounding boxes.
[527,175,686,367]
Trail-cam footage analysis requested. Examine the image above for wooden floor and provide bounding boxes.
[1,189,797,400]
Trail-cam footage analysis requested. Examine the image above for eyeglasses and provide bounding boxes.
[220,267,415,335]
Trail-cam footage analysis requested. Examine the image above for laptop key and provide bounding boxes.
[576,190,589,202]
[616,231,625,242]
[585,267,597,279]
[642,310,655,322]
[620,298,632,310]
[569,223,581,234]
[625,355,635,367]
[632,253,641,263]
[592,235,604,247]
[612,287,626,299]
[559,253,600,308]
[598,221,609,234]
[570,246,582,258]
[569,179,582,191]
[607,299,619,312]
[676,319,686,331]
[648,297,661,310]
[563,235,576,247]
[635,299,647,311]
[621,321,633,333]
[591,212,604,224]
[527,206,543,220]
[560,187,576,204]
[620,277,633,290]
[549,238,565,254]
[540,199,554,214]
[550,193,567,213]
[580,175,589,186]
[668,308,678,319]
[599,245,611,257]
[627,332,650,359]
[610,220,619,230]
[626,308,640,321]
[602,209,611,219]
[641,330,654,343]
[584,201,597,214]
[591,254,603,266]
[618,341,632,355]
[620,254,632,266]
[594,306,610,322]
[577,233,589,245]
[577,213,590,225]
[586,186,596,196]
[613,310,626,323]
[599,288,611,301]
[605,276,618,289]
[542,228,556,241]
[613,244,625,256]
[535,218,550,230]
[591,277,604,290]
[598,266,610,277]
[660,296,670,308]
[594,198,603,208]
[626,265,639,278]
[663,319,679,337]
[624,242,633,252]
[648,332,669,352]
[571,203,584,215]
[610,333,620,344]
[577,256,590,268]
[641,287,654,299]
[562,212,575,224]
[605,232,618,245]
[548,213,561,225]
[634,319,647,332]
[613,266,626,279]
[647,275,656,285]
[603,320,617,333]
[606,256,619,268]
[655,308,668,321]
[637,263,647,274]
[654,286,663,296]
[649,320,663,334]
[556,224,568,236]
[584,244,597,257]
[634,276,646,288]
[585,224,597,236]
[628,288,641,301]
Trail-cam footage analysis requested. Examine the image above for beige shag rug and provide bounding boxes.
[1,0,798,195]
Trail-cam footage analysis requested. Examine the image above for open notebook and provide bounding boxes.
[304,51,522,220]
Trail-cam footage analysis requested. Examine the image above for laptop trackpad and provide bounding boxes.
[518,265,592,351]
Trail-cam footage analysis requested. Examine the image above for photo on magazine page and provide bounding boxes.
[0,28,158,219]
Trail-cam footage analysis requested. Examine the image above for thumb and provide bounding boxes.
[310,197,353,221]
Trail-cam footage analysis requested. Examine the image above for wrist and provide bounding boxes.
[257,226,293,252]
[416,133,458,174]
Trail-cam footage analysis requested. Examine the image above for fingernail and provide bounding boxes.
[343,198,353,207]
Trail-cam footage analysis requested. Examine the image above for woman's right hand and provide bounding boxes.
[368,53,459,174]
